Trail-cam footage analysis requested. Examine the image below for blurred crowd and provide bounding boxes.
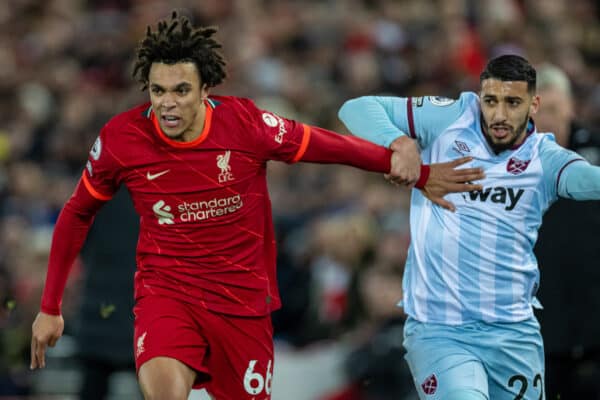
[1,0,600,398]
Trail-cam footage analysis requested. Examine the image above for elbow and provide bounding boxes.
[338,97,367,126]
[337,100,353,125]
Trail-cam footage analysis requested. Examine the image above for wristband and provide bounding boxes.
[415,164,430,189]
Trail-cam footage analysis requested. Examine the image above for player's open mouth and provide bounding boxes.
[491,125,511,139]
[162,115,181,128]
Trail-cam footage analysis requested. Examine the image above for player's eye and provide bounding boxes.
[176,88,189,95]
[508,100,521,107]
[151,87,164,95]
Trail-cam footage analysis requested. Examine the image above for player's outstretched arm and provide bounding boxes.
[298,125,393,172]
[297,126,483,197]
[30,177,106,369]
[559,161,600,200]
[420,157,484,212]
[339,96,421,185]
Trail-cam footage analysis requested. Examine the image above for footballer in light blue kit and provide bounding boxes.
[338,55,600,399]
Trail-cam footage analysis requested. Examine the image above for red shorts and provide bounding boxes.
[133,295,274,400]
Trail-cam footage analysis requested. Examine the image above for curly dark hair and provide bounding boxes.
[132,11,227,90]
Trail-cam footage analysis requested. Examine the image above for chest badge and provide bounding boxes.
[507,157,531,175]
[217,150,235,183]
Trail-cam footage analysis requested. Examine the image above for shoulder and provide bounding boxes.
[416,92,477,107]
[210,96,280,130]
[412,91,478,131]
[413,92,478,119]
[209,95,259,114]
[459,91,479,105]
[537,133,563,153]
[104,103,152,135]
[452,92,479,115]
[537,133,565,157]
[537,133,582,166]
[97,103,153,157]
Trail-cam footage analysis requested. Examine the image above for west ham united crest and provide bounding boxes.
[421,374,438,395]
[506,157,531,175]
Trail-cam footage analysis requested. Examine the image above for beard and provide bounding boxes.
[481,114,530,154]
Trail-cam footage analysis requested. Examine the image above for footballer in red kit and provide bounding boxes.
[82,96,316,317]
[30,11,482,400]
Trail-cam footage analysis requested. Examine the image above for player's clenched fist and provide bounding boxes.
[30,312,64,369]
[387,135,421,186]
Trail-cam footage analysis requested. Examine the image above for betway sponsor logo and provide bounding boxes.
[464,187,524,211]
[152,194,243,224]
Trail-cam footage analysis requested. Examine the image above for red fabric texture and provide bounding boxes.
[301,125,392,173]
[133,295,273,397]
[40,96,392,318]
[40,178,106,315]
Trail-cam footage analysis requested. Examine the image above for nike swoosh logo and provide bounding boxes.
[146,169,170,180]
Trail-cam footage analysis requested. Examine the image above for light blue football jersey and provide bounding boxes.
[339,93,586,324]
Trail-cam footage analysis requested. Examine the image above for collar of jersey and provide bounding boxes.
[510,118,536,150]
[149,99,214,148]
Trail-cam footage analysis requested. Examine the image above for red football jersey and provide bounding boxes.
[82,96,311,316]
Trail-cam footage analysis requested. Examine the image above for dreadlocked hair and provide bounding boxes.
[132,11,227,90]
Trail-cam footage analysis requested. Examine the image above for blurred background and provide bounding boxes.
[1,0,599,399]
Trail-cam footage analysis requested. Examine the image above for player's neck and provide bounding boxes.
[180,102,207,142]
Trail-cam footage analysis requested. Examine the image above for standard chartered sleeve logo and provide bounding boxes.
[152,200,175,224]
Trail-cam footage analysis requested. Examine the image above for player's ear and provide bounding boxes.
[200,83,209,100]
[529,94,540,116]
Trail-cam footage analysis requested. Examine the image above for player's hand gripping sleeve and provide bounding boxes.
[299,125,392,173]
[558,160,600,200]
[40,178,106,315]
